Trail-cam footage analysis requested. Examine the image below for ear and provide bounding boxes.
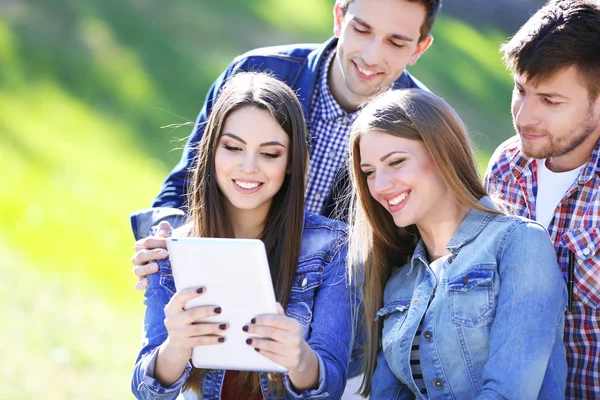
[408,34,433,66]
[333,1,345,38]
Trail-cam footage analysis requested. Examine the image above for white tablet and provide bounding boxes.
[166,237,287,373]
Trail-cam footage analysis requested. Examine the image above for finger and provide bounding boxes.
[250,347,291,370]
[186,335,227,346]
[133,261,159,279]
[135,277,149,291]
[134,236,168,252]
[189,322,229,337]
[276,302,285,315]
[184,304,223,324]
[246,337,289,357]
[131,248,168,267]
[244,324,291,344]
[251,314,298,332]
[156,221,173,237]
[164,287,208,314]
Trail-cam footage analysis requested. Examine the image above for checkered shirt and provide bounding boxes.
[484,135,600,400]
[304,48,358,214]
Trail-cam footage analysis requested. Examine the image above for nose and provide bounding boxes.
[362,38,383,67]
[373,169,394,196]
[240,153,259,174]
[513,95,540,129]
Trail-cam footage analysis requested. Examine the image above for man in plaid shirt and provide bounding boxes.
[484,1,600,398]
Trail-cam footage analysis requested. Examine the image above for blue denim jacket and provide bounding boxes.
[131,211,356,399]
[371,198,567,400]
[150,37,426,220]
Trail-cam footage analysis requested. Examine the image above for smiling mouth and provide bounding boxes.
[233,179,263,192]
[353,61,380,79]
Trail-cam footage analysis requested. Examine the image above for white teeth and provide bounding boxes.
[357,65,376,76]
[235,180,260,189]
[388,192,408,206]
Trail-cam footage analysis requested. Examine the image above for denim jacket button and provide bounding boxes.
[300,275,308,288]
[423,331,432,341]
[433,379,444,389]
[400,339,408,347]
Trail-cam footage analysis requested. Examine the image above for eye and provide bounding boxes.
[353,26,368,35]
[542,97,560,107]
[223,144,241,152]
[389,158,405,167]
[261,152,281,159]
[389,41,405,49]
[514,86,525,96]
[362,169,375,178]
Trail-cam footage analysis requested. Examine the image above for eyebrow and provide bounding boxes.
[514,81,570,100]
[221,133,286,148]
[352,16,414,42]
[360,151,408,167]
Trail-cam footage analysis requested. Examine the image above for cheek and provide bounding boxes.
[511,96,522,118]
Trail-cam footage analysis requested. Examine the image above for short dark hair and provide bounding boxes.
[501,0,600,100]
[339,0,442,41]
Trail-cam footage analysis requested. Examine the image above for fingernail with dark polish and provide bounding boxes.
[254,348,260,352]
[219,324,227,330]
[196,287,204,294]
[242,325,249,332]
[218,337,225,343]
[214,307,222,314]
[246,338,252,345]
[250,318,256,324]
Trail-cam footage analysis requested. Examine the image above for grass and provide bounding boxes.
[0,1,515,397]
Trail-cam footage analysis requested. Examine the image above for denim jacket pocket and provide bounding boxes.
[376,301,411,358]
[447,266,495,327]
[287,262,324,326]
[156,259,176,297]
[563,227,600,309]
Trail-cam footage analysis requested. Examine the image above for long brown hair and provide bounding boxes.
[183,72,308,397]
[347,89,499,396]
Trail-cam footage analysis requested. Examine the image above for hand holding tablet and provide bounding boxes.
[166,237,288,373]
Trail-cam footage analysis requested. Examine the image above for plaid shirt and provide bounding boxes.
[484,136,600,400]
[305,48,358,214]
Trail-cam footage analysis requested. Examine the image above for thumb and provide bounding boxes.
[156,221,173,238]
[276,302,285,315]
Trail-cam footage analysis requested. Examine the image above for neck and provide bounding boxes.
[417,203,470,262]
[328,53,364,112]
[225,205,268,240]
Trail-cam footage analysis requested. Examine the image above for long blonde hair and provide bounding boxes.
[347,89,499,396]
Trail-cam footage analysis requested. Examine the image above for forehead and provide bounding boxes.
[346,0,426,39]
[359,130,425,158]
[222,106,288,142]
[515,65,589,97]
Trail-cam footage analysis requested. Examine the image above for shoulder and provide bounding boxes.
[482,214,551,251]
[485,136,522,180]
[234,43,321,63]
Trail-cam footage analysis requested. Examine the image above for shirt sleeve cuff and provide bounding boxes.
[283,352,329,399]
[137,347,192,396]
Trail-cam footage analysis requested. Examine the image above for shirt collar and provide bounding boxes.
[313,48,357,121]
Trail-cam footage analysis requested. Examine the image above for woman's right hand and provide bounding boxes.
[154,287,227,386]
[161,287,228,362]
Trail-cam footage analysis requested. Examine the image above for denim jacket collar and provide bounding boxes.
[410,197,497,271]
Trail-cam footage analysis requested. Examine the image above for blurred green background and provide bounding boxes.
[0,0,524,398]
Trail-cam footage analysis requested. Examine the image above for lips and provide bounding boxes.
[353,61,381,80]
[383,190,411,212]
[232,179,263,194]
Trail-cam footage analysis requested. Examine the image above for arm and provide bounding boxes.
[131,260,225,399]
[477,222,566,399]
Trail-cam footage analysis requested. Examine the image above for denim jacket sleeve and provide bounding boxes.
[131,259,191,399]
[284,235,356,399]
[371,348,416,400]
[478,221,566,399]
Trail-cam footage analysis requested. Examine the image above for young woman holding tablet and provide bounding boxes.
[131,72,354,400]
[347,89,567,399]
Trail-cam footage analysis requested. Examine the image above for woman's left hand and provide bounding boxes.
[245,303,319,390]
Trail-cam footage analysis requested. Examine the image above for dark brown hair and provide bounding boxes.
[184,72,308,397]
[338,0,442,41]
[347,89,499,396]
[501,0,600,101]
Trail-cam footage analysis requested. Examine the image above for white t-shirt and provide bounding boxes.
[429,254,451,284]
[535,159,584,228]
